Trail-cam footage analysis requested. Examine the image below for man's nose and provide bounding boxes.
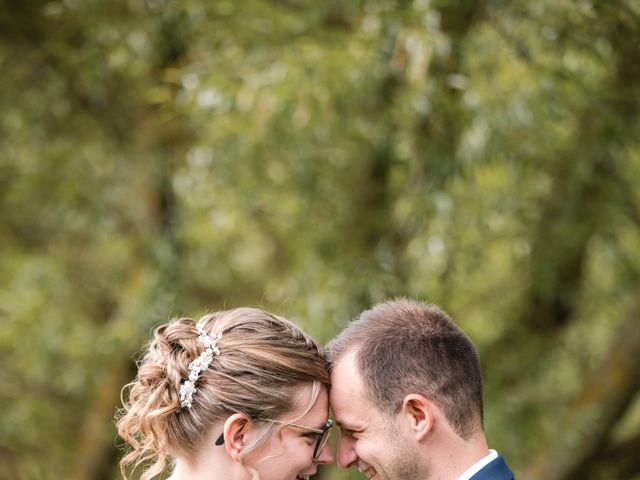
[315,442,334,464]
[336,437,357,469]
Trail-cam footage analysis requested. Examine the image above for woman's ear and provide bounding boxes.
[223,413,254,461]
[401,394,434,442]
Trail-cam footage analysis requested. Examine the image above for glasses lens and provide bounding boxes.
[313,420,333,460]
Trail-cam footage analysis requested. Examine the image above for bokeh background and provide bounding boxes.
[2,0,640,479]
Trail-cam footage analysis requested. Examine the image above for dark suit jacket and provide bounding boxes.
[470,453,514,480]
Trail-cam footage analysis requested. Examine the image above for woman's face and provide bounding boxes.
[247,385,333,480]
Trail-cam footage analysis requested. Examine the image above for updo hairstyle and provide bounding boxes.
[116,307,329,480]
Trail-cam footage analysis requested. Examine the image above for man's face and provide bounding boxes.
[329,351,420,480]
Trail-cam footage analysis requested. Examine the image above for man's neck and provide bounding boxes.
[426,431,490,480]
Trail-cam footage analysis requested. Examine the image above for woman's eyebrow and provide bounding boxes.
[310,418,331,430]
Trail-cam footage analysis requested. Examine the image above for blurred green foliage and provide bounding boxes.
[1,0,640,479]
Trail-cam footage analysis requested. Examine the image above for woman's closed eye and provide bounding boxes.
[301,432,320,444]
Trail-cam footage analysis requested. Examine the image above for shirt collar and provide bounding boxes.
[456,449,498,480]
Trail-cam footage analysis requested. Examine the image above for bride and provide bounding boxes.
[117,307,333,480]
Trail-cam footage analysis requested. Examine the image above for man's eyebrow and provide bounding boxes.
[334,419,356,430]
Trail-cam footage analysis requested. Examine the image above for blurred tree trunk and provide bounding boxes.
[343,26,407,312]
[525,291,640,479]
[478,5,640,477]
[68,266,158,480]
[64,8,197,476]
[590,430,640,478]
[68,157,181,480]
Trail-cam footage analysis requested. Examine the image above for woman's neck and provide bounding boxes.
[169,456,249,480]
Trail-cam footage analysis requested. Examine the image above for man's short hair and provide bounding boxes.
[327,298,484,439]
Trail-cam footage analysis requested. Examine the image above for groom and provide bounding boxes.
[326,298,514,480]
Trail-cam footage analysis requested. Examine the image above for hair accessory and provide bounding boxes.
[179,322,221,408]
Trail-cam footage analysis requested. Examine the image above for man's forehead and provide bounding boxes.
[329,350,375,424]
[330,350,363,390]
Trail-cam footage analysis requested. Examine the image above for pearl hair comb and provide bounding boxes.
[179,322,221,408]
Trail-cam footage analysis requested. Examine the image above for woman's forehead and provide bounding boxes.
[283,384,329,426]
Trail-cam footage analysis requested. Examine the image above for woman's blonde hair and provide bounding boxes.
[116,307,329,480]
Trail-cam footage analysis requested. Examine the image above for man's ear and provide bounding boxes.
[223,413,254,461]
[400,394,434,441]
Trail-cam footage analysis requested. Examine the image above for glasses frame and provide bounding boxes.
[258,418,333,461]
[214,418,333,461]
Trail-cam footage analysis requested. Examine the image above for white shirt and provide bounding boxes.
[456,449,498,480]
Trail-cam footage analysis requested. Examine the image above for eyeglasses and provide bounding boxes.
[262,418,333,460]
[215,418,333,461]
